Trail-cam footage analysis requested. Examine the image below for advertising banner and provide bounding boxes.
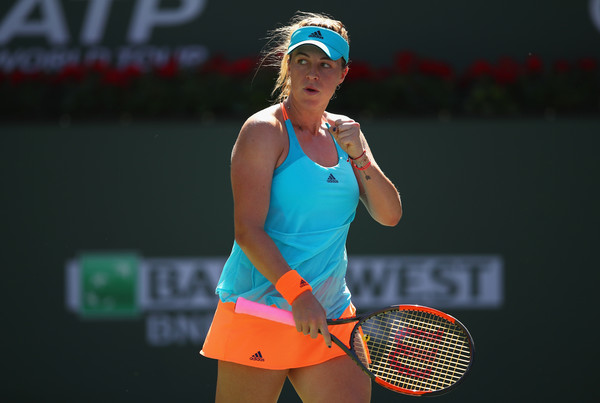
[1,0,599,73]
[0,0,210,72]
[65,252,503,347]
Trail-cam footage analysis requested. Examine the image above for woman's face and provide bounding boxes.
[288,45,348,106]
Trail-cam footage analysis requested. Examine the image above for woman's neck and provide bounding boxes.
[284,98,325,136]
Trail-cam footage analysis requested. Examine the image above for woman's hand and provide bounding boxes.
[327,116,403,227]
[291,291,332,348]
[328,118,365,159]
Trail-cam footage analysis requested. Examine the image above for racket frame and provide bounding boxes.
[344,304,475,396]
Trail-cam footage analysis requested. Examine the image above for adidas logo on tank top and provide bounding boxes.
[327,174,338,183]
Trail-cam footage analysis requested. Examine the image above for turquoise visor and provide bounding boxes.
[287,26,349,63]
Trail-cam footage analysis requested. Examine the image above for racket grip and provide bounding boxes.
[234,297,296,326]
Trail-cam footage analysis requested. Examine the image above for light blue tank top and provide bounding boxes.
[216,109,360,318]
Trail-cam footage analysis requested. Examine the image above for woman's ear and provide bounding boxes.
[339,66,349,84]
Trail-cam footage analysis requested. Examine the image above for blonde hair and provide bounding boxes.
[259,11,350,103]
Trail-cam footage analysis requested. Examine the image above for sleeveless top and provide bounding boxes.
[215,106,359,318]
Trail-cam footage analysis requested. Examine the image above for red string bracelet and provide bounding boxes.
[354,160,372,170]
[349,149,371,170]
[349,150,366,160]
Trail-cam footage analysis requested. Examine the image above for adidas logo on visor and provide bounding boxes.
[308,30,324,39]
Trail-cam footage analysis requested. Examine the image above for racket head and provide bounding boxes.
[348,305,474,397]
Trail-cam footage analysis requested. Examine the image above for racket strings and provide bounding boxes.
[355,309,472,393]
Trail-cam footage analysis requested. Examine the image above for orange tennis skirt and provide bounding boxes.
[200,300,356,369]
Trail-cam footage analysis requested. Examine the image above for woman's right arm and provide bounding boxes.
[231,116,289,285]
[231,114,332,347]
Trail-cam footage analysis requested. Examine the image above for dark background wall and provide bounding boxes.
[2,1,600,402]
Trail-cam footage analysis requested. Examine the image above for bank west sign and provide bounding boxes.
[65,253,503,347]
[0,0,209,72]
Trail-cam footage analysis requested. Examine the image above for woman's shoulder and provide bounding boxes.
[241,104,283,136]
[234,104,286,155]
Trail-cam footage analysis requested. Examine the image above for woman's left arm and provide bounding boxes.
[329,118,402,226]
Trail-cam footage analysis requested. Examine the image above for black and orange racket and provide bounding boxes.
[235,297,474,397]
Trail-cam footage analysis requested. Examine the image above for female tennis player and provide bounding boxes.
[201,12,402,402]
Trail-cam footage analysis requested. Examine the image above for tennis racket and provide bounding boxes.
[235,297,474,397]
